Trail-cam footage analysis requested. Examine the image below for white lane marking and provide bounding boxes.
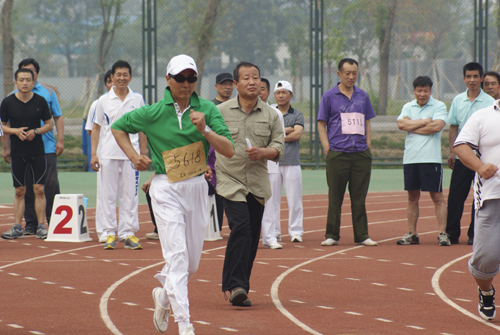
[99,245,229,335]
[122,302,137,306]
[345,311,363,316]
[406,325,425,330]
[455,298,472,302]
[374,318,393,323]
[371,283,387,287]
[317,306,334,310]
[43,281,56,285]
[346,278,360,281]
[300,269,313,273]
[8,273,20,276]
[401,262,415,266]
[322,273,336,277]
[397,287,414,292]
[256,261,268,265]
[29,331,45,334]
[291,300,306,304]
[451,270,465,274]
[81,291,95,295]
[220,327,238,332]
[377,259,392,262]
[432,252,500,331]
[194,321,210,325]
[196,279,210,282]
[25,277,37,280]
[8,324,23,328]
[62,286,75,290]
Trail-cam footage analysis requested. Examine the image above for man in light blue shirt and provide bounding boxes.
[396,76,448,246]
[2,58,64,238]
[446,62,495,245]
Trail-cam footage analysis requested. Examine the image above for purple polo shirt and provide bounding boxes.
[317,83,375,153]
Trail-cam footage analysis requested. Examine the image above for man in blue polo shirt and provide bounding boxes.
[3,58,64,238]
[446,62,495,245]
[317,58,377,247]
[396,76,449,246]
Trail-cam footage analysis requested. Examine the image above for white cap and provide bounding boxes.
[274,80,295,102]
[166,54,198,76]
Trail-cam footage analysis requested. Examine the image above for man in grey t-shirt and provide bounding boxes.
[274,80,304,242]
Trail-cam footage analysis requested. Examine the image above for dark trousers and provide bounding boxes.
[222,194,264,293]
[446,159,475,242]
[325,149,372,243]
[24,153,60,229]
[145,191,157,233]
[208,182,224,230]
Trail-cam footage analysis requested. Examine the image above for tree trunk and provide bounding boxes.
[377,0,397,115]
[2,0,15,96]
[97,0,122,95]
[194,0,223,95]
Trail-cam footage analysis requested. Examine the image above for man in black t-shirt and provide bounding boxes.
[0,68,53,239]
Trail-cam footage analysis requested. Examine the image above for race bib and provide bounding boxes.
[162,141,206,183]
[341,112,365,135]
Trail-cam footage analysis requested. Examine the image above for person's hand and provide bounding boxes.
[142,179,152,193]
[56,141,64,156]
[204,166,213,181]
[25,129,36,141]
[448,153,455,170]
[133,155,152,171]
[3,147,11,164]
[478,163,498,180]
[90,154,100,171]
[189,110,207,134]
[245,147,263,160]
[15,127,28,141]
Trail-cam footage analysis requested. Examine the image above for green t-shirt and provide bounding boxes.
[112,88,233,175]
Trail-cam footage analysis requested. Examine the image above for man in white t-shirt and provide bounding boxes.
[454,101,500,321]
[90,60,148,250]
[259,78,286,249]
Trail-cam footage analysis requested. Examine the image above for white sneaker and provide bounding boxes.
[264,242,283,249]
[321,238,338,246]
[98,235,107,243]
[152,287,170,333]
[291,235,303,243]
[358,238,378,246]
[180,324,195,335]
[146,232,159,240]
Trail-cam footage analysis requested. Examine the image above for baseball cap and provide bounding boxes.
[215,72,233,84]
[274,80,295,102]
[166,54,198,76]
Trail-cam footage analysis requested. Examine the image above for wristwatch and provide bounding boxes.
[202,125,211,136]
[34,128,39,135]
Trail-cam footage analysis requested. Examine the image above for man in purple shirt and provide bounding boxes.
[317,58,377,247]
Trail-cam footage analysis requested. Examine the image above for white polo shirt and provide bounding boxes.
[454,100,500,209]
[85,99,99,132]
[94,86,144,160]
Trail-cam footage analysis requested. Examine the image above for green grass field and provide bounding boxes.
[0,168,453,206]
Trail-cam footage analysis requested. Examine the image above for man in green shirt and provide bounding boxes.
[216,62,284,307]
[111,54,234,335]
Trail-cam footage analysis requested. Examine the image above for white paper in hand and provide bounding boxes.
[245,138,252,149]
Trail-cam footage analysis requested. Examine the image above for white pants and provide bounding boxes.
[275,165,303,237]
[95,159,139,240]
[262,173,281,245]
[150,174,208,323]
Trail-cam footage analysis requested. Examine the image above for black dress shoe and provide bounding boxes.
[467,238,473,245]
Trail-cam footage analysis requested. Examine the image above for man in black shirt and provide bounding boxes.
[0,68,53,239]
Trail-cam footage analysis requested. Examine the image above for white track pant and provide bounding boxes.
[276,165,303,237]
[262,173,281,245]
[95,159,139,240]
[150,174,208,324]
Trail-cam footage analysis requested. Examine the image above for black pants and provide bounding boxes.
[222,194,264,293]
[24,153,59,230]
[146,191,157,233]
[446,159,475,242]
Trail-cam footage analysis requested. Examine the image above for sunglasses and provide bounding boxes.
[169,74,198,83]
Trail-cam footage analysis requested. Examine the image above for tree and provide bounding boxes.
[97,0,124,94]
[374,0,398,115]
[2,0,15,96]
[190,0,224,93]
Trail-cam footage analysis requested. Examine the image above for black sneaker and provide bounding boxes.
[23,228,36,236]
[478,286,496,321]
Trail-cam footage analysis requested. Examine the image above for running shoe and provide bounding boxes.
[124,235,143,250]
[180,324,195,335]
[291,235,303,243]
[321,238,338,246]
[36,224,48,239]
[152,287,170,333]
[397,232,419,245]
[438,233,451,246]
[1,224,24,240]
[104,235,116,250]
[146,232,159,240]
[229,287,248,306]
[479,286,496,320]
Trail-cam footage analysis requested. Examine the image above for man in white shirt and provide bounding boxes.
[90,60,148,250]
